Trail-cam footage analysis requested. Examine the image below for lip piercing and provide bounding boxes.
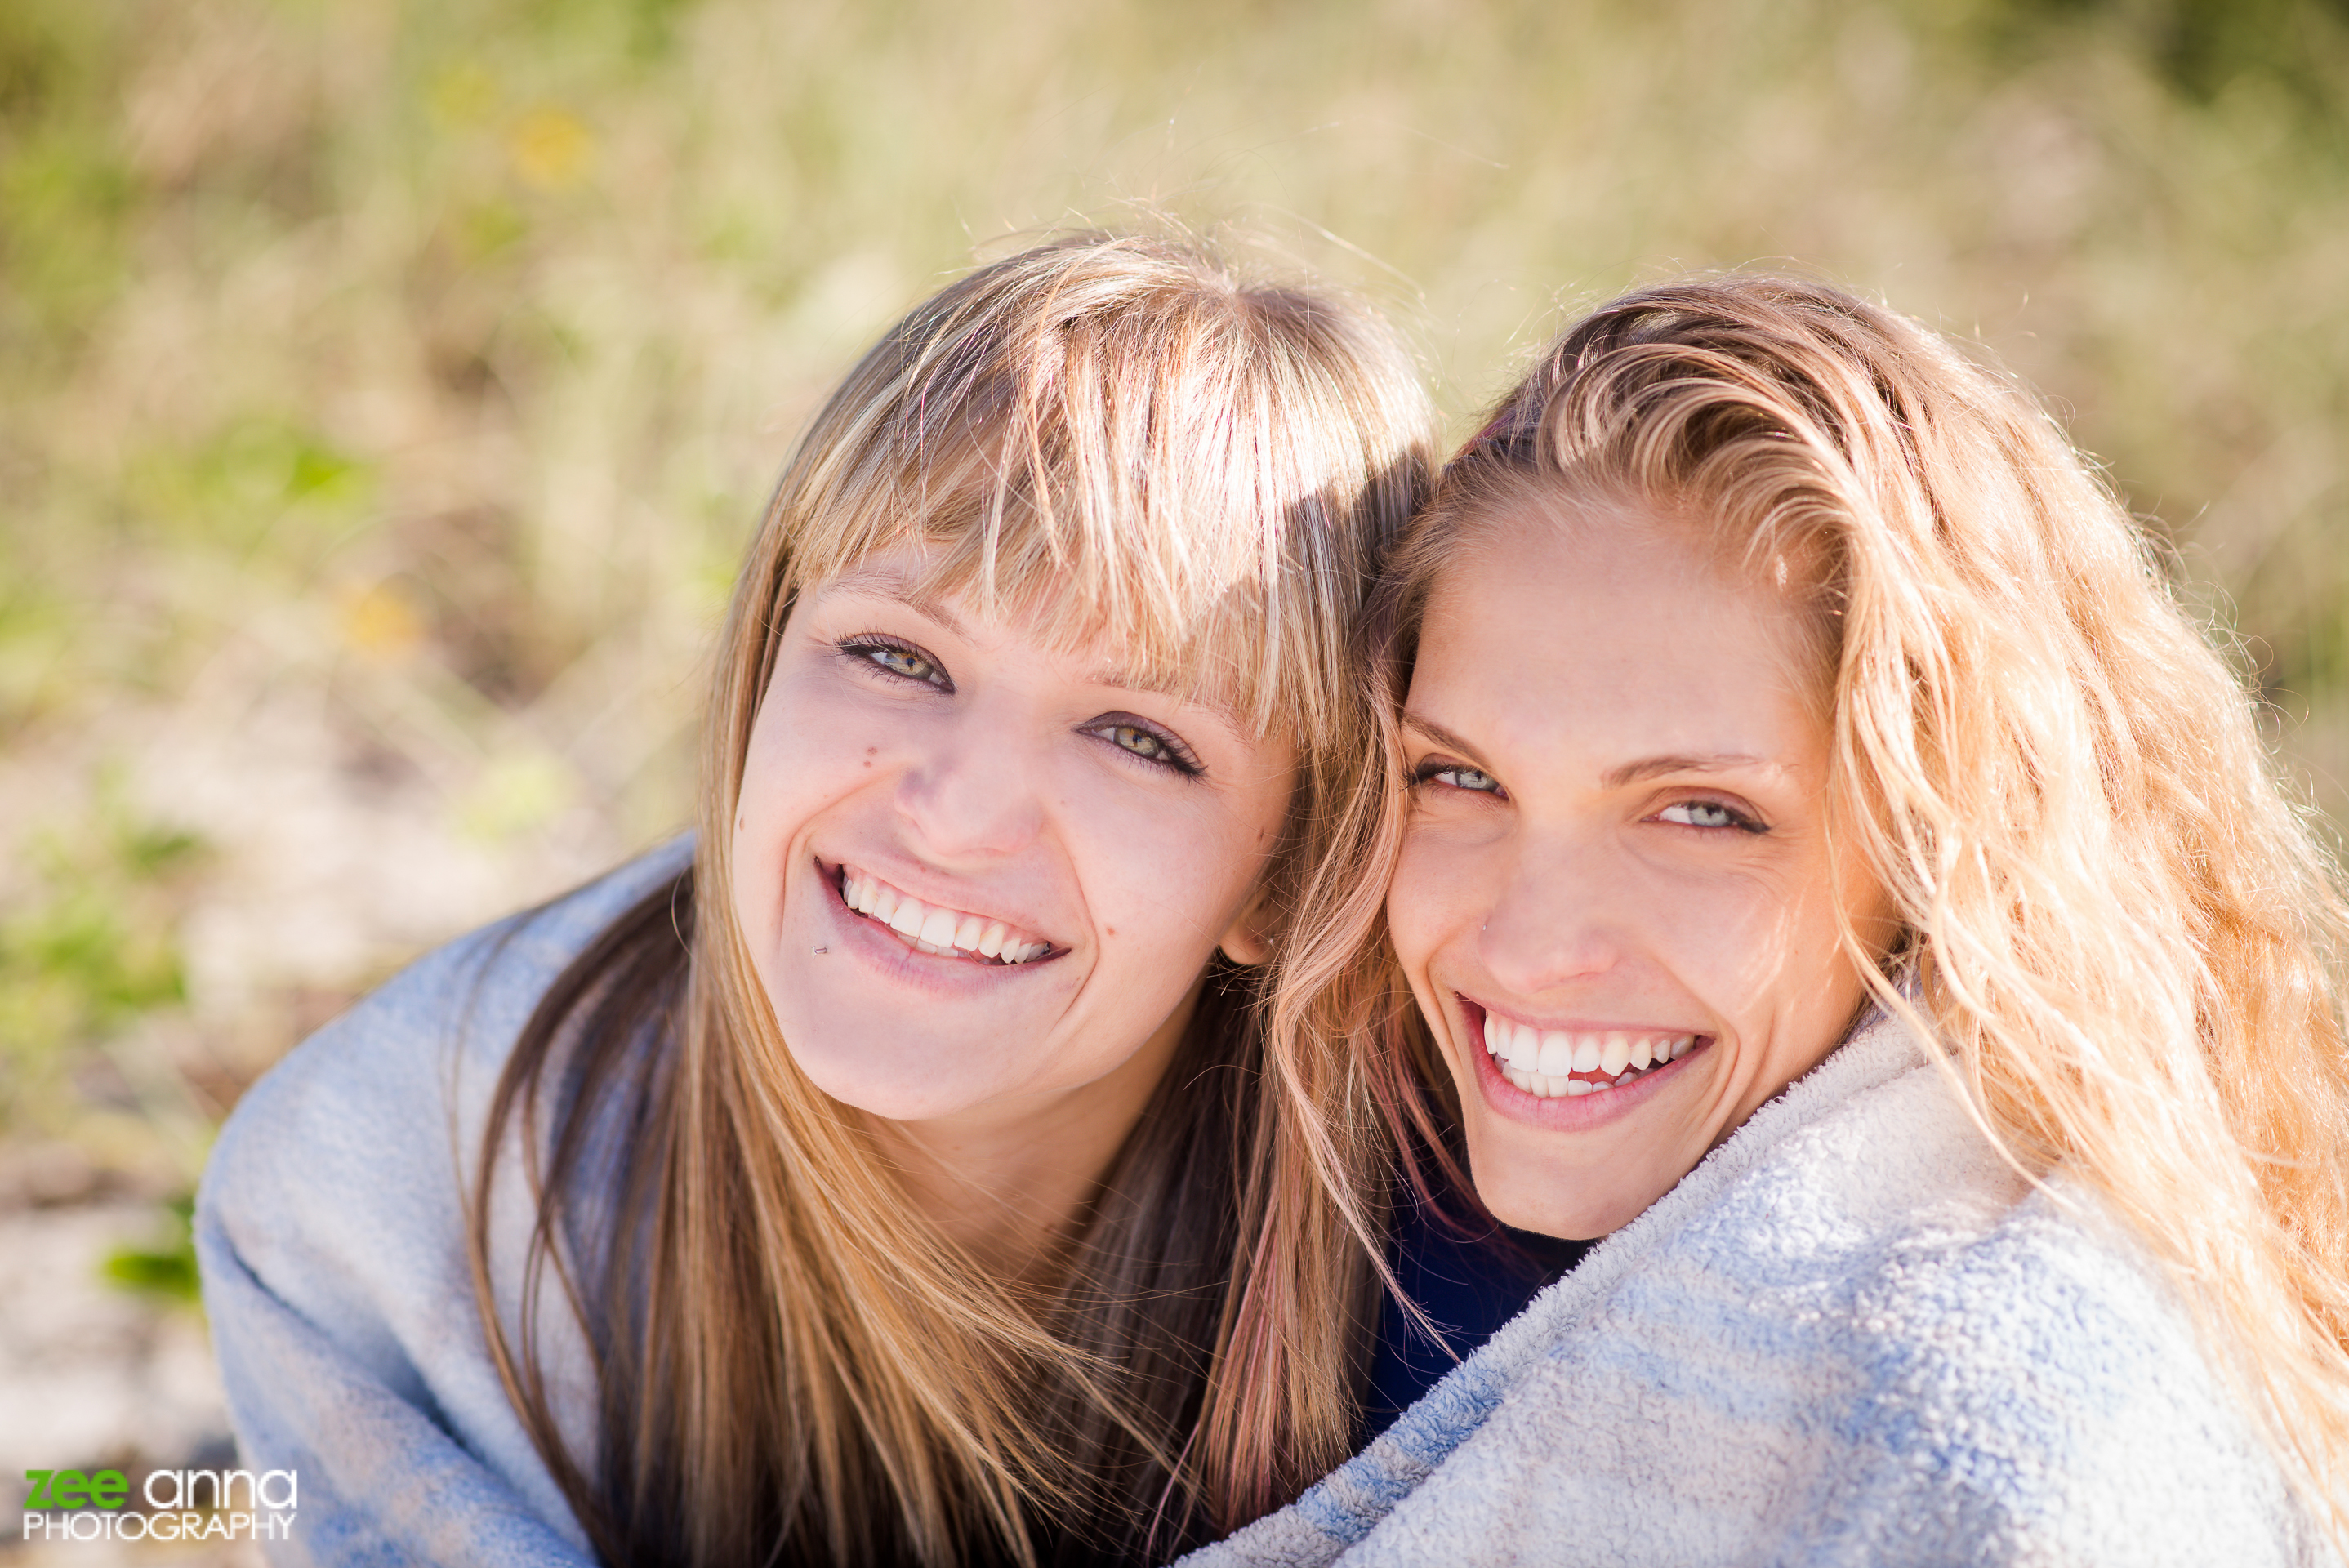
[811,946,828,954]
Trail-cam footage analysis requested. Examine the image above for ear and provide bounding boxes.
[1215,884,1277,967]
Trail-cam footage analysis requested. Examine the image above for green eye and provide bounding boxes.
[1105,724,1166,760]
[1082,716,1202,776]
[863,644,943,684]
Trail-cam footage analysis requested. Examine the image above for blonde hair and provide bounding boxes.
[1268,274,2349,1535]
[470,233,1434,1566]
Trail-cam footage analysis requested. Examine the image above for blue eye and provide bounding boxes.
[1657,800,1761,831]
[1415,760,1503,795]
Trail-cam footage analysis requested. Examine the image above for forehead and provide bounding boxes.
[1411,499,1825,767]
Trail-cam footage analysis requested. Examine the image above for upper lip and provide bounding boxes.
[1466,996,1704,1039]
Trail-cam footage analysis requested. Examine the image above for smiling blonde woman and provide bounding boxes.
[194,234,1449,1568]
[1195,276,2349,1565]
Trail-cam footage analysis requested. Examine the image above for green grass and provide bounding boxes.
[2,0,2347,1171]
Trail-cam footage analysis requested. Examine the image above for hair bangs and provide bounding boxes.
[772,244,1400,757]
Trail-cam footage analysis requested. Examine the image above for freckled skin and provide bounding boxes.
[1387,501,1888,1241]
[728,548,1295,1254]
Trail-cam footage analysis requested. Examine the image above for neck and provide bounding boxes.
[878,978,1205,1277]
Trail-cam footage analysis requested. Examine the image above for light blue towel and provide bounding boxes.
[195,840,692,1565]
[1183,1013,2332,1567]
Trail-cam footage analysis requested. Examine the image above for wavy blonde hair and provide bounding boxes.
[470,233,1434,1566]
[1265,274,2349,1535]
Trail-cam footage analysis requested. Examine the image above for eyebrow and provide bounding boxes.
[1598,753,1772,789]
[1085,662,1245,729]
[818,566,973,640]
[1399,710,1488,763]
[1399,710,1767,788]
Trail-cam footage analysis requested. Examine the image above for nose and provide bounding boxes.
[892,706,1046,860]
[1477,831,1626,997]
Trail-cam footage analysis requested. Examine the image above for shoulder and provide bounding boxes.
[198,834,693,1347]
[192,836,693,1562]
[204,835,693,1215]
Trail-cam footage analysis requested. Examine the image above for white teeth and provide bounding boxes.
[1481,1011,1704,1091]
[1537,1031,1573,1076]
[840,866,1047,965]
[1600,1033,1630,1076]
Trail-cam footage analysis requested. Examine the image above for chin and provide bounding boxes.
[797,1061,992,1122]
[1467,1139,1672,1243]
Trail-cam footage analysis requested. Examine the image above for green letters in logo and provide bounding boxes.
[22,1469,129,1510]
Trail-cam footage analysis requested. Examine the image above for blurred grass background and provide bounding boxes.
[2,0,2348,1249]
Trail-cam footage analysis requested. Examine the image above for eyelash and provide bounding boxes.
[839,634,952,692]
[1410,760,1767,835]
[1654,798,1767,834]
[837,635,1202,777]
[1082,715,1205,777]
[1411,758,1506,799]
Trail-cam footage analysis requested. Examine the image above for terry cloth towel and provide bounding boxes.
[1181,1013,2335,1568]
[194,840,693,1566]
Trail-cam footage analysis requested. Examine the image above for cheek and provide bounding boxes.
[1084,791,1264,943]
[1386,825,1479,974]
[730,689,876,932]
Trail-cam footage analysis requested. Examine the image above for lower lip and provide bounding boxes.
[816,859,1063,992]
[1462,998,1710,1132]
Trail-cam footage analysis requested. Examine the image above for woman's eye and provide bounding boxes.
[1083,718,1202,776]
[1417,762,1503,795]
[1658,800,1758,831]
[845,639,949,689]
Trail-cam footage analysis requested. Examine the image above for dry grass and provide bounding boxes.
[2,0,2347,1190]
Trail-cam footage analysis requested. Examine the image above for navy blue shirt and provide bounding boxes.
[1361,1187,1591,1441]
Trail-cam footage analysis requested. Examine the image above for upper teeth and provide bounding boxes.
[840,866,1051,964]
[1481,1011,1696,1099]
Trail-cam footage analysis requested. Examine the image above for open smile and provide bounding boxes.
[832,862,1057,965]
[1479,1006,1701,1098]
[1460,996,1714,1124]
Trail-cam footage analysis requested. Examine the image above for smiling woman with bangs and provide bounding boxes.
[194,234,1465,1567]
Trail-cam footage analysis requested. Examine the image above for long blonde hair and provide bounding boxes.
[470,234,1435,1566]
[1268,274,2349,1533]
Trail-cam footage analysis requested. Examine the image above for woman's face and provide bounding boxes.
[733,546,1296,1132]
[1387,498,1882,1240]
